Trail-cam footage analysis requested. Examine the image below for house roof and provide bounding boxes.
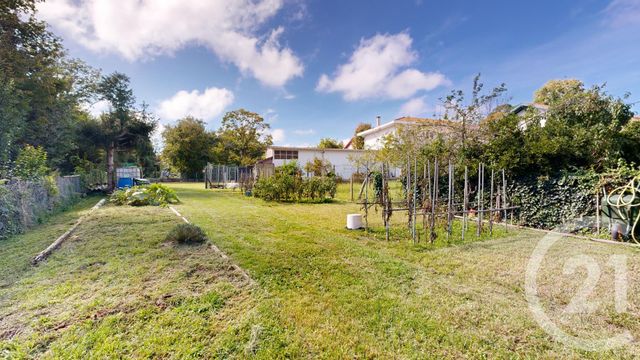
[268,145,366,153]
[511,103,549,115]
[356,117,456,137]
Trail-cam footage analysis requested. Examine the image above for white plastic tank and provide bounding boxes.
[346,214,363,230]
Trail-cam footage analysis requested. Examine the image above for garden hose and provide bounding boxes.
[605,176,640,244]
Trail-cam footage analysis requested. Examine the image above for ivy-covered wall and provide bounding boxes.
[509,167,640,230]
[0,176,82,239]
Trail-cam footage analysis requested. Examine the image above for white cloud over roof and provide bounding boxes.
[316,32,449,101]
[157,87,234,123]
[37,0,304,87]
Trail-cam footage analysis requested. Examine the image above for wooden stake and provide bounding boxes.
[411,157,418,243]
[350,174,354,202]
[489,168,494,236]
[463,166,468,240]
[503,169,508,232]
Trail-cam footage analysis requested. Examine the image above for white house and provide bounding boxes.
[512,103,549,130]
[263,146,366,179]
[347,116,457,150]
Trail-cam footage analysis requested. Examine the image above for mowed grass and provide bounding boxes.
[0,182,639,358]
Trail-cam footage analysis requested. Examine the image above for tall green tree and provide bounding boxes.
[1,0,100,172]
[318,138,343,149]
[482,80,635,176]
[162,117,217,178]
[216,109,272,166]
[90,72,155,189]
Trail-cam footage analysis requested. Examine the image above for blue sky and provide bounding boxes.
[37,0,640,147]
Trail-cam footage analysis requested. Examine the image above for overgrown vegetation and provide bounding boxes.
[110,183,179,207]
[253,162,337,202]
[510,163,640,229]
[165,223,208,245]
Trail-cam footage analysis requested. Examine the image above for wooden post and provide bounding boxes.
[477,163,481,237]
[503,169,508,232]
[463,166,468,240]
[350,174,354,202]
[364,174,369,232]
[446,161,452,241]
[596,189,601,234]
[489,168,494,236]
[426,160,432,243]
[384,163,390,241]
[430,159,438,244]
[413,157,418,243]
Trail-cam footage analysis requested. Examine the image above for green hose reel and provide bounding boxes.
[601,177,640,243]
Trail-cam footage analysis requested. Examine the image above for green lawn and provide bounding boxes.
[1,183,639,358]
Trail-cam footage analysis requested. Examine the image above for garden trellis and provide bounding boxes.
[358,157,518,243]
[204,163,274,192]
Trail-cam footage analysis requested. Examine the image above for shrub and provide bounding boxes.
[165,223,208,244]
[110,183,179,207]
[13,145,49,180]
[253,163,337,202]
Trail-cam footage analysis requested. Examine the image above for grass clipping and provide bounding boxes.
[110,184,179,207]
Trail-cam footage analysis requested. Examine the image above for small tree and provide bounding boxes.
[162,117,217,178]
[351,123,372,149]
[13,145,48,180]
[318,138,343,149]
[440,73,507,156]
[304,157,333,176]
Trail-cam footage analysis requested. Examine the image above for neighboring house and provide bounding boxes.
[512,103,549,130]
[348,116,457,150]
[263,146,366,179]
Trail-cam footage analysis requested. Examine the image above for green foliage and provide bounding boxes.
[162,117,217,178]
[110,183,179,207]
[13,145,49,180]
[165,223,208,245]
[215,109,272,166]
[510,165,640,229]
[0,185,21,238]
[304,157,333,176]
[317,138,343,149]
[351,123,372,150]
[253,164,337,202]
[484,80,635,176]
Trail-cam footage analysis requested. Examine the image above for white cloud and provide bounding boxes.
[37,0,303,87]
[604,0,640,27]
[293,129,315,135]
[316,32,449,101]
[157,87,234,122]
[265,128,286,143]
[399,97,429,116]
[83,99,111,117]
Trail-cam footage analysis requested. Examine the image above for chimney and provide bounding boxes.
[376,116,381,127]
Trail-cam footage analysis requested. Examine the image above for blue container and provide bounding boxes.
[117,177,134,189]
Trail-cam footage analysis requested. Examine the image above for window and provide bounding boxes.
[274,150,298,160]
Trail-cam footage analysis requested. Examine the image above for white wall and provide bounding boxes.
[363,126,397,150]
[271,149,365,179]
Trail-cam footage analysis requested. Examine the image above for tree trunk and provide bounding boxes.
[107,142,115,191]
